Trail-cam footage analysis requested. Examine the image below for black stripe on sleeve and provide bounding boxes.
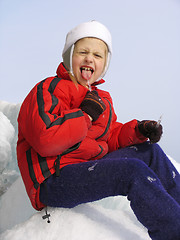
[49,110,84,128]
[37,78,84,129]
[26,149,39,190]
[48,77,61,114]
[37,80,51,127]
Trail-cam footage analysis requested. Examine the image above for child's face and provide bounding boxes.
[72,37,107,88]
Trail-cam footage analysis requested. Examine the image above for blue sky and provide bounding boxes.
[0,0,180,161]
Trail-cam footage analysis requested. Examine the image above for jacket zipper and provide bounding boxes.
[95,98,112,140]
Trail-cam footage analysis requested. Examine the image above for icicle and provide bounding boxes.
[88,80,91,92]
[156,115,163,128]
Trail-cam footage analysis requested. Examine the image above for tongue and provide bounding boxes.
[81,70,92,80]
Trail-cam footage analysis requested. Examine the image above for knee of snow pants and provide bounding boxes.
[104,142,180,205]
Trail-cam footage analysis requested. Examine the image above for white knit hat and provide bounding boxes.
[62,20,112,79]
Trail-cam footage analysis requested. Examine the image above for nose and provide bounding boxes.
[84,53,93,63]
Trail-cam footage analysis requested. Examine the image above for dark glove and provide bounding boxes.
[80,90,106,121]
[138,120,163,143]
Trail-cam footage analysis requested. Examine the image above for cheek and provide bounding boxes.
[96,61,105,74]
[72,57,80,73]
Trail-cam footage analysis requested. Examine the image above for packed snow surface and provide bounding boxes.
[0,100,179,240]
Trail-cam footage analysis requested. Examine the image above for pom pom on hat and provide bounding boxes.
[62,20,112,79]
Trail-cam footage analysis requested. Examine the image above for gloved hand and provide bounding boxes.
[137,120,163,143]
[80,90,106,121]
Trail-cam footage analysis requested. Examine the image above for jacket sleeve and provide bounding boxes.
[108,119,147,152]
[18,78,89,157]
[107,97,147,152]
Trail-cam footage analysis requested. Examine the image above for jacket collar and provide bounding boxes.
[56,62,105,86]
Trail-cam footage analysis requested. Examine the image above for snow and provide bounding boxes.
[0,178,149,240]
[0,101,20,196]
[0,100,180,240]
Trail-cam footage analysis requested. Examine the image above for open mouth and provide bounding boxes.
[80,67,94,80]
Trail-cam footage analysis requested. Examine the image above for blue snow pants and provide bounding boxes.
[40,142,180,240]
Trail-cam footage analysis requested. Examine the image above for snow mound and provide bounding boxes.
[0,101,20,195]
[0,176,149,240]
[0,111,14,171]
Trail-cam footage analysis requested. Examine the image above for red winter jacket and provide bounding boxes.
[17,62,147,210]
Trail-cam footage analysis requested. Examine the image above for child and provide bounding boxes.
[17,21,180,240]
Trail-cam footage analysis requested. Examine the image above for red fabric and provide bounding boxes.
[17,62,147,210]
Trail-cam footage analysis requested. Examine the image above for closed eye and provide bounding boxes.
[79,51,88,55]
[94,53,102,58]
